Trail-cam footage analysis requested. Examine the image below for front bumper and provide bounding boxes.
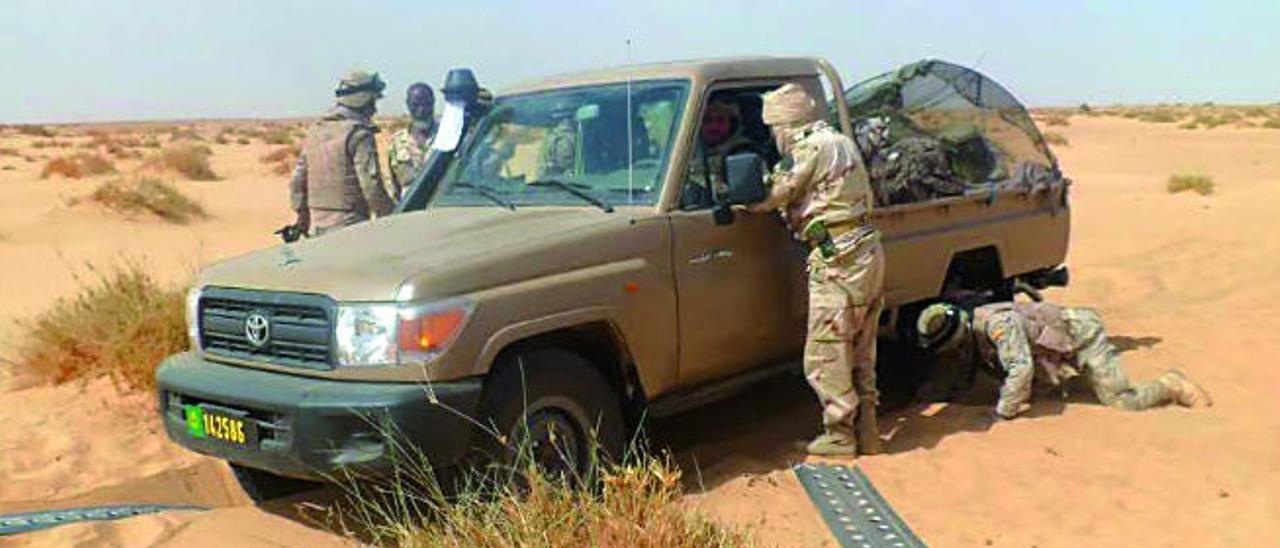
[156,352,482,481]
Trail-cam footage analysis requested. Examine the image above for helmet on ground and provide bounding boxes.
[335,71,386,109]
[917,303,970,352]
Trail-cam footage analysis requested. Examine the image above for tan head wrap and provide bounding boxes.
[761,83,819,127]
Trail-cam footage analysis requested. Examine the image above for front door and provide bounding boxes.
[669,207,807,387]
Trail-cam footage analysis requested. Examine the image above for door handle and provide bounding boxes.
[688,249,734,265]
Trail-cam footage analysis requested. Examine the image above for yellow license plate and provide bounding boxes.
[183,405,258,447]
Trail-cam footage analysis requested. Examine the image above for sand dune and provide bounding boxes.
[1,115,1277,546]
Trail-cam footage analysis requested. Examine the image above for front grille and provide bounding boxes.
[198,287,335,370]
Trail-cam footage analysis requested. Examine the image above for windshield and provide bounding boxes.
[435,79,689,209]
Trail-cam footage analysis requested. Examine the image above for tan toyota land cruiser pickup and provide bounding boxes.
[157,57,1069,497]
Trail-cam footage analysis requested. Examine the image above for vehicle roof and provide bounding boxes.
[498,56,823,95]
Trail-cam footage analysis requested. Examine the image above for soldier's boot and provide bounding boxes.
[1159,370,1213,408]
[854,402,881,456]
[806,428,858,456]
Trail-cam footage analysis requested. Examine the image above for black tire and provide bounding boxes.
[230,463,319,503]
[477,347,626,482]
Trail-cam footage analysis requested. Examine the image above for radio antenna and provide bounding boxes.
[626,38,635,206]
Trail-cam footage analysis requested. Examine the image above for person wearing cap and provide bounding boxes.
[748,83,884,457]
[387,82,437,198]
[916,300,1211,420]
[289,70,396,236]
[682,100,766,209]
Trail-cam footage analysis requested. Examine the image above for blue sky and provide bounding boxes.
[2,0,1276,123]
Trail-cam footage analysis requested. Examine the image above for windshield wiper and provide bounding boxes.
[527,179,614,213]
[452,181,516,211]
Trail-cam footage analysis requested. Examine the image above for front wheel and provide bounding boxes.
[229,463,319,503]
[477,348,626,482]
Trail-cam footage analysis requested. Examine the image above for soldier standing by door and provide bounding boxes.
[750,83,886,456]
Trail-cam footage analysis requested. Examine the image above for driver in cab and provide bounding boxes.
[683,100,766,209]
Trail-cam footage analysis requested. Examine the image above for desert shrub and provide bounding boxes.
[40,153,117,179]
[1042,132,1069,146]
[263,128,294,145]
[0,147,19,156]
[17,125,54,138]
[213,133,230,145]
[147,144,218,180]
[42,157,83,178]
[1040,114,1070,127]
[235,136,251,145]
[79,177,208,223]
[260,145,300,176]
[1262,117,1280,129]
[168,127,205,142]
[1135,110,1180,123]
[333,434,747,548]
[140,138,162,148]
[1167,173,1215,196]
[14,261,188,390]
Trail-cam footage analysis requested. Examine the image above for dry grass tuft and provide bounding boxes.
[17,125,55,138]
[1167,173,1215,196]
[146,144,218,180]
[14,260,188,391]
[333,441,748,548]
[40,153,117,179]
[1039,114,1070,127]
[260,146,300,175]
[1042,132,1069,147]
[263,128,295,145]
[77,177,208,223]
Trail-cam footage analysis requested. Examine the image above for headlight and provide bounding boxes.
[186,286,202,350]
[334,298,474,368]
[335,304,400,367]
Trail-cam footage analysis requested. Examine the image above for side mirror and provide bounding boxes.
[724,152,767,205]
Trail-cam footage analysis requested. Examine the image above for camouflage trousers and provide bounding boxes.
[1063,309,1179,410]
[804,229,886,437]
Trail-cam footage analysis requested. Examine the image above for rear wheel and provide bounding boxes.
[478,348,626,482]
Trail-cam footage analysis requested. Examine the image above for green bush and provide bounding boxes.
[1167,173,1215,196]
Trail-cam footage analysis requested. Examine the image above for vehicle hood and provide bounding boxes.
[199,207,632,301]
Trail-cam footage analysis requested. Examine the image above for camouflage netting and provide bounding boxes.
[838,59,1059,206]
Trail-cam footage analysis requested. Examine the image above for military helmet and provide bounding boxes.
[335,71,386,109]
[917,303,970,352]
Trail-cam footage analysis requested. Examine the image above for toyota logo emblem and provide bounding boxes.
[244,312,271,348]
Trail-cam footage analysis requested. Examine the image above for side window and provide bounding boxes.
[678,86,780,211]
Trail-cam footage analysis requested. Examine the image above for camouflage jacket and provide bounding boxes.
[289,105,394,235]
[757,121,875,239]
[387,121,435,198]
[972,301,1082,416]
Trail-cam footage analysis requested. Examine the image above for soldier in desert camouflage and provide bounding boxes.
[289,70,396,236]
[386,82,436,198]
[749,83,886,456]
[917,301,1211,420]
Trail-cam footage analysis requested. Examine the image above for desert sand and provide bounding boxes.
[1,115,1278,546]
